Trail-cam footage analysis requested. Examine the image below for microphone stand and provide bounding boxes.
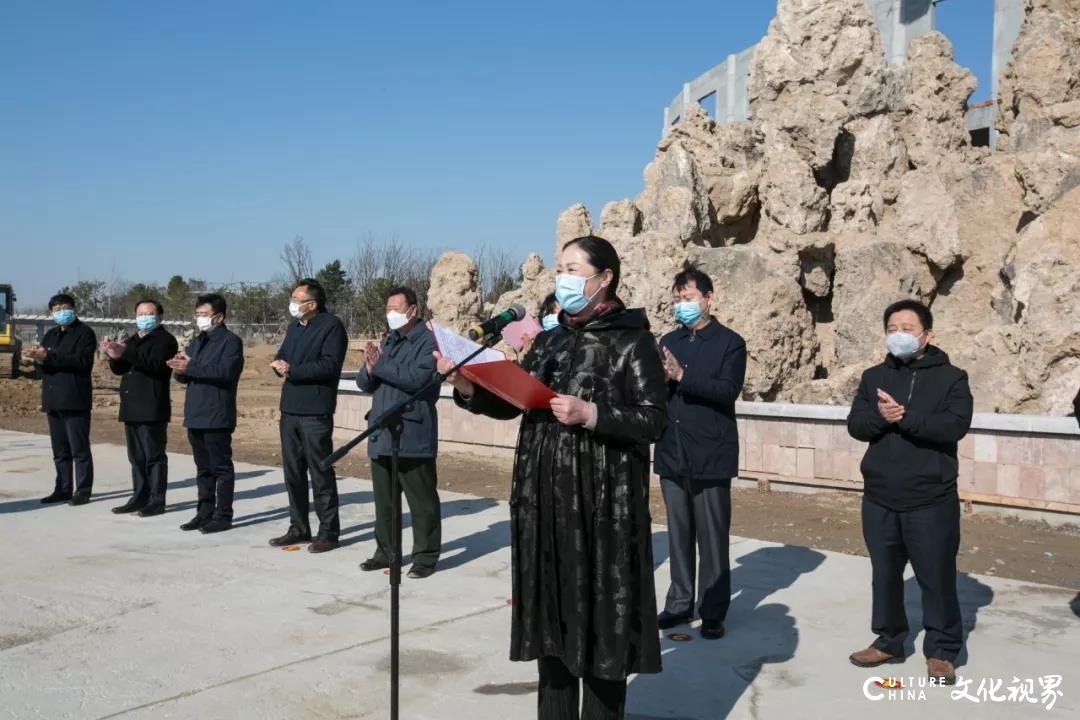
[320,329,505,720]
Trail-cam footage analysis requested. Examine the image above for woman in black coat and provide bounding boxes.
[438,236,667,720]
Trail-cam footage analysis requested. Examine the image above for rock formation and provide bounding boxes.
[428,0,1080,414]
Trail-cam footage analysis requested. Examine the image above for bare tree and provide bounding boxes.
[474,243,518,312]
[280,236,313,283]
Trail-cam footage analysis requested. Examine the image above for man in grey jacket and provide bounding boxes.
[355,286,441,579]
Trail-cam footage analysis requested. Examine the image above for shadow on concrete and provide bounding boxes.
[652,529,670,571]
[1071,593,1080,618]
[902,572,995,668]
[626,544,826,720]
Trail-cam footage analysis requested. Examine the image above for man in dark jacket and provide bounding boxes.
[105,299,178,516]
[653,263,746,640]
[169,294,245,533]
[847,299,973,686]
[24,293,97,505]
[268,279,347,553]
[355,286,441,579]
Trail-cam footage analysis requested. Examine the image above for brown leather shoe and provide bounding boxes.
[307,538,339,554]
[927,658,957,685]
[849,646,904,668]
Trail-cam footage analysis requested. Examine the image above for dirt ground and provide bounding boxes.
[1,342,1077,590]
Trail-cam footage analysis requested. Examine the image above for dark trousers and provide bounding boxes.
[188,428,235,520]
[280,413,340,540]
[537,657,626,720]
[47,411,93,496]
[862,496,963,662]
[125,422,168,507]
[370,456,441,567]
[660,477,731,622]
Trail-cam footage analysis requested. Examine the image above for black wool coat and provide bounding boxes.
[38,320,97,413]
[108,327,179,424]
[457,306,667,681]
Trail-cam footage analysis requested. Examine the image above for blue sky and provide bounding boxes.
[1,1,994,308]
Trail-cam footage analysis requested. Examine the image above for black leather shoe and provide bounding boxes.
[200,519,232,534]
[360,557,390,572]
[657,611,693,630]
[307,538,339,554]
[269,529,312,547]
[700,620,725,640]
[68,494,90,506]
[138,505,166,517]
[407,564,436,579]
[180,516,210,531]
[41,490,73,504]
[112,501,145,515]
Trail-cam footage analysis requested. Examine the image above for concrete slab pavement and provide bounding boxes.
[0,430,1076,719]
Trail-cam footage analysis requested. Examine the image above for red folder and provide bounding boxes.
[430,321,556,410]
[460,360,557,411]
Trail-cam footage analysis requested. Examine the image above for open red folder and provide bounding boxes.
[431,322,557,410]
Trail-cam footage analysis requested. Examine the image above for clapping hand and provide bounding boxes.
[166,352,191,374]
[662,346,683,382]
[104,341,126,360]
[364,342,381,372]
[876,389,905,424]
[23,346,46,363]
[270,359,290,378]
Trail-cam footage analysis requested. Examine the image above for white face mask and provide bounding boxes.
[288,302,304,319]
[386,309,412,331]
[195,316,213,332]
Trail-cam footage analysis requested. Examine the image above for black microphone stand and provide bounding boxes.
[320,330,504,720]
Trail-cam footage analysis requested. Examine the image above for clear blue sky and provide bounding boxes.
[1,0,994,308]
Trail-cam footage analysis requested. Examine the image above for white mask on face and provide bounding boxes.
[386,309,412,331]
[288,302,304,319]
[195,316,213,332]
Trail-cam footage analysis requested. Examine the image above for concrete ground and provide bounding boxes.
[0,429,1077,720]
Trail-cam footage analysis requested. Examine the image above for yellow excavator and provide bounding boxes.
[0,283,20,378]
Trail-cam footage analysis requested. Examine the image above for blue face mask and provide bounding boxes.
[674,301,703,327]
[53,309,75,326]
[136,315,158,333]
[886,331,925,361]
[555,273,599,316]
[540,314,559,332]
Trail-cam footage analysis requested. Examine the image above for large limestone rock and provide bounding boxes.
[749,0,891,171]
[607,230,689,333]
[997,0,1080,213]
[637,136,713,246]
[427,251,483,334]
[997,185,1080,414]
[555,204,593,261]
[897,33,978,170]
[829,115,908,233]
[690,246,819,400]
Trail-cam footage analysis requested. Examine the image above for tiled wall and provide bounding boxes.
[335,389,1080,513]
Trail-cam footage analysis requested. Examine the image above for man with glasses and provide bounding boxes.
[168,294,245,533]
[23,293,97,505]
[105,299,179,516]
[268,279,347,553]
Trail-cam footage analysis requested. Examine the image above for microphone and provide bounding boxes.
[468,303,526,341]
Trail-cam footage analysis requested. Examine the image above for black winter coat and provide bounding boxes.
[456,306,667,681]
[1073,387,1079,429]
[847,346,973,511]
[108,327,179,424]
[38,320,97,413]
[276,312,347,416]
[654,318,746,482]
[177,326,245,430]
